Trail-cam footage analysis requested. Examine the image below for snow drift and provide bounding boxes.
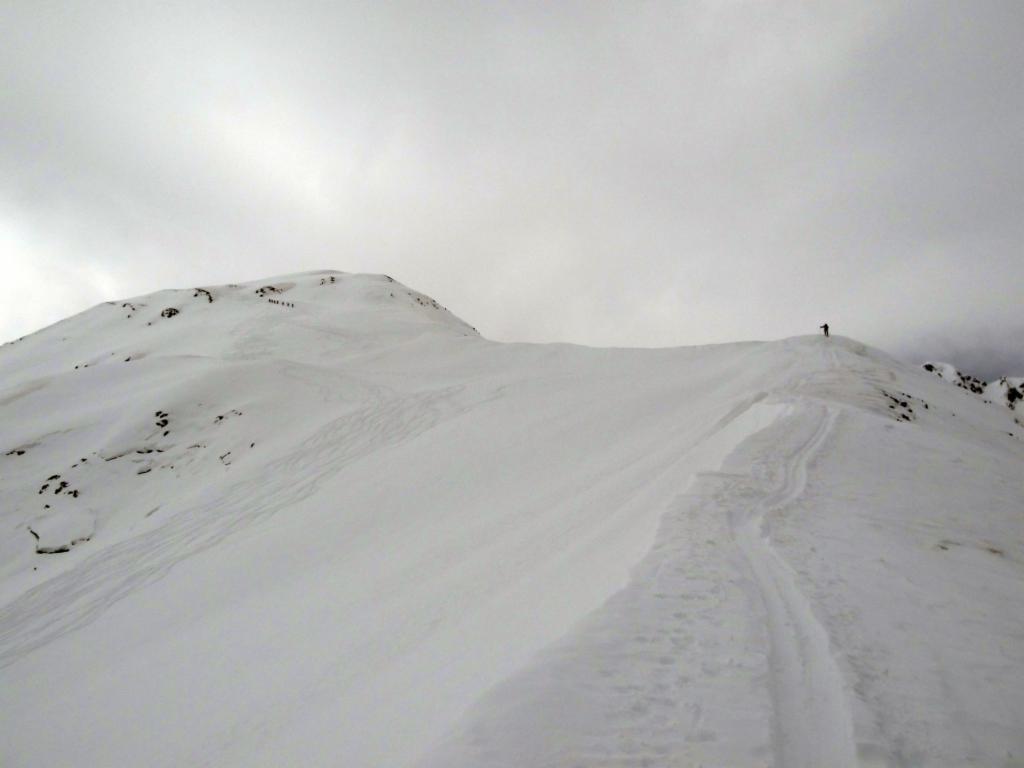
[1,271,1022,767]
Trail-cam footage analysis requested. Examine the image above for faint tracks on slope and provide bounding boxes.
[731,403,858,768]
[0,385,464,669]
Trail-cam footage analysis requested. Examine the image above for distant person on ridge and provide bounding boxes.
[820,323,830,337]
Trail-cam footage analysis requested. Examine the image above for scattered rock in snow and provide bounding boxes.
[923,363,1022,411]
[881,389,920,422]
[28,510,95,554]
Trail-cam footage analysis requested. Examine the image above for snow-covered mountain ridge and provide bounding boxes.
[2,271,1022,767]
[1,271,475,565]
[923,361,1023,412]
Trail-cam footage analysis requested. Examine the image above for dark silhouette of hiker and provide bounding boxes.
[820,323,830,337]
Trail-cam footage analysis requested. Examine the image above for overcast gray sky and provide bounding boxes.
[2,1,1021,376]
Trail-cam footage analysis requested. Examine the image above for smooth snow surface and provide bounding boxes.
[2,272,1023,767]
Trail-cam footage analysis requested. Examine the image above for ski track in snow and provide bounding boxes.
[0,384,465,668]
[731,402,857,768]
[5,271,1024,767]
[733,344,857,767]
[421,346,862,767]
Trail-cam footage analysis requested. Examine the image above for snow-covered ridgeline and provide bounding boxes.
[1,272,1022,767]
[923,361,1023,411]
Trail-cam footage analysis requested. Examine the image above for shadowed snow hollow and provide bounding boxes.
[1,272,1022,768]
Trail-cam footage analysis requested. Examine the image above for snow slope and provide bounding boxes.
[922,361,1024,412]
[1,271,1022,767]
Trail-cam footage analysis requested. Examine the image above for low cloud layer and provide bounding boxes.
[2,2,1021,374]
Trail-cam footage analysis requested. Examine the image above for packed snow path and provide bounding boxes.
[735,347,856,767]
[2,272,1023,767]
[421,345,864,767]
[731,404,856,768]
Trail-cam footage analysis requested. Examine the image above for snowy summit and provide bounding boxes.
[1,271,1022,767]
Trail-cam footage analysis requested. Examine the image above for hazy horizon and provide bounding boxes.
[3,2,1021,376]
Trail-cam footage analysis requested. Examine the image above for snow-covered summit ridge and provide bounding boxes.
[922,361,1023,410]
[1,270,476,384]
[2,279,1023,768]
[0,269,477,568]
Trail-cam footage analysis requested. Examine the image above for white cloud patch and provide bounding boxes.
[1,1,1021,372]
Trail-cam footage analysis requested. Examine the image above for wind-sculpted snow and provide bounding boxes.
[420,350,860,768]
[2,274,1023,767]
